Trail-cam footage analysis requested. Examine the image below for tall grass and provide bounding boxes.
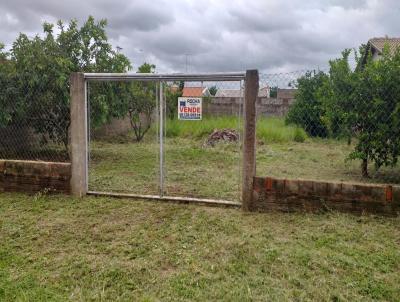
[164,116,307,143]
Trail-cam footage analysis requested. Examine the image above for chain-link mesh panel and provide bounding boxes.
[0,75,70,162]
[86,78,243,201]
[87,80,160,195]
[163,80,243,201]
[258,69,400,185]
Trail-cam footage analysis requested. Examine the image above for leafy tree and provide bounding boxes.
[269,86,278,98]
[4,16,131,151]
[165,83,182,120]
[328,47,400,177]
[286,71,329,137]
[319,50,357,140]
[208,85,218,96]
[287,45,400,177]
[121,63,157,142]
[0,44,19,127]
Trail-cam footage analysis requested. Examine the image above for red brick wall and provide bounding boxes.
[0,160,71,194]
[253,176,399,215]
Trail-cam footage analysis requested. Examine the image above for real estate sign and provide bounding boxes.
[178,97,202,120]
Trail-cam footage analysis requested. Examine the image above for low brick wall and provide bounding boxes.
[253,176,399,215]
[0,160,71,194]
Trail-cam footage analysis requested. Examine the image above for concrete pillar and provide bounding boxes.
[242,69,259,210]
[70,72,88,197]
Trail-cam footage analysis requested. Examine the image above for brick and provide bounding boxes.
[0,160,71,194]
[385,186,393,202]
[393,186,400,204]
[341,183,357,199]
[272,178,285,192]
[327,182,342,200]
[265,177,273,191]
[369,186,386,203]
[298,180,314,196]
[285,179,299,195]
[314,181,328,196]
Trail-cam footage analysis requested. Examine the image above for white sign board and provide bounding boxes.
[178,97,202,120]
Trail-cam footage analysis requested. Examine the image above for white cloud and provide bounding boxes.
[0,0,399,73]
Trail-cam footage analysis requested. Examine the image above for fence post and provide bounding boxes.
[242,69,259,210]
[70,72,88,197]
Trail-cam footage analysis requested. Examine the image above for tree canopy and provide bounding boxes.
[286,45,400,176]
[0,16,131,151]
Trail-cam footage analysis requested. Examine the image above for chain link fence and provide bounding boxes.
[257,67,400,185]
[87,78,244,201]
[0,75,70,162]
[2,65,399,189]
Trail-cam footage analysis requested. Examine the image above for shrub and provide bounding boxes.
[285,71,329,137]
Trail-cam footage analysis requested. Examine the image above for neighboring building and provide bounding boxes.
[214,86,270,98]
[206,86,295,117]
[259,86,270,98]
[276,88,296,105]
[182,87,211,97]
[215,89,242,98]
[360,37,400,65]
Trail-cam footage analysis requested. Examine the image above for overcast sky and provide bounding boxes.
[0,0,399,73]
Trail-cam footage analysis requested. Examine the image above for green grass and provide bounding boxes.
[89,117,400,200]
[163,116,307,143]
[89,134,241,200]
[0,193,399,301]
[257,139,400,184]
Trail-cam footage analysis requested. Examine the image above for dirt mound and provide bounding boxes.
[203,129,239,147]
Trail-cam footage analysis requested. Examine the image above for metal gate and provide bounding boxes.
[76,72,247,205]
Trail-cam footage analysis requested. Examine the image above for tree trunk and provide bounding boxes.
[361,158,369,178]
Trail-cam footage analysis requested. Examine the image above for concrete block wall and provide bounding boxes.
[204,97,295,117]
[252,176,399,215]
[0,160,71,194]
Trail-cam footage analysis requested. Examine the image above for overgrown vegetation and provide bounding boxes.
[0,193,399,301]
[164,116,307,143]
[286,45,400,177]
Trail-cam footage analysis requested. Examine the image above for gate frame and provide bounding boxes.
[70,70,258,209]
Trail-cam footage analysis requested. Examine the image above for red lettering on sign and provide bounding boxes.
[179,106,201,113]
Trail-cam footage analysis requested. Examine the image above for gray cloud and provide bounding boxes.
[0,0,399,73]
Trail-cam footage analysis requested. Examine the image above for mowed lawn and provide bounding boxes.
[88,118,400,201]
[1,193,399,301]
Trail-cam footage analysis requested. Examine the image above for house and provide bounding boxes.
[360,37,400,66]
[182,87,211,97]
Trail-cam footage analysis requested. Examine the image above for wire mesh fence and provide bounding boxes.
[87,80,160,196]
[163,80,243,200]
[2,64,400,191]
[258,67,400,185]
[0,74,70,162]
[86,78,244,201]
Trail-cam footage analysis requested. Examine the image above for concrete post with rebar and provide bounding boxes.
[70,72,88,197]
[242,69,259,210]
